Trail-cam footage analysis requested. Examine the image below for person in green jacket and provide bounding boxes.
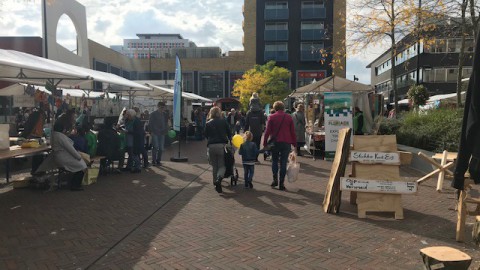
[84,124,97,157]
[353,107,364,135]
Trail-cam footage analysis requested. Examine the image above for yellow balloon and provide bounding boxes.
[232,134,244,148]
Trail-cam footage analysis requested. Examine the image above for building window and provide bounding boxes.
[199,72,224,98]
[301,1,326,19]
[434,69,446,82]
[265,1,289,20]
[301,22,325,40]
[446,68,458,82]
[301,42,323,61]
[264,43,288,62]
[229,72,244,95]
[167,72,194,93]
[265,22,289,41]
[376,59,392,75]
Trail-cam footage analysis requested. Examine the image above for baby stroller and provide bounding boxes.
[224,144,239,186]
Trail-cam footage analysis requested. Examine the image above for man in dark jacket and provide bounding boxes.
[244,109,265,162]
[97,118,122,173]
[149,102,168,165]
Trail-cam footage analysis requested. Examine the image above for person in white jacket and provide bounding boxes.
[51,120,87,191]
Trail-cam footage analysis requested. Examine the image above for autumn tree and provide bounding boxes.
[349,0,446,116]
[232,61,291,110]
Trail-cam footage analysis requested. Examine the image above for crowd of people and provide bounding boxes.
[205,93,304,194]
[22,92,312,194]
[26,101,170,191]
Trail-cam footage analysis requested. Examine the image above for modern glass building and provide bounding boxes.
[244,0,346,89]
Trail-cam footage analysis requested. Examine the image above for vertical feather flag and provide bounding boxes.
[173,55,182,131]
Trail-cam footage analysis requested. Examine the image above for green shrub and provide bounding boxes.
[407,85,429,107]
[377,117,402,135]
[377,109,463,152]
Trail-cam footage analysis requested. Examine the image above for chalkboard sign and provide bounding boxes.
[350,151,400,165]
[340,177,417,194]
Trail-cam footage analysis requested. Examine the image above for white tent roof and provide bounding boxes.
[0,49,150,91]
[392,92,466,106]
[0,83,125,99]
[291,75,373,97]
[145,83,212,102]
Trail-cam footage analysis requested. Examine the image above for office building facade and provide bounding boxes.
[367,24,474,102]
[110,34,222,60]
[243,0,346,89]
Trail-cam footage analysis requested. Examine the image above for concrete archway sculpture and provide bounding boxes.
[42,0,90,68]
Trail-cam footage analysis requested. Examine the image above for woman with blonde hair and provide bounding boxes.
[205,106,232,193]
[249,92,262,112]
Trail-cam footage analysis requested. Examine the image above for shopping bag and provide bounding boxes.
[287,151,300,183]
[82,168,99,185]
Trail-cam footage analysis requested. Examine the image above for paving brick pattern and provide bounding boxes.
[0,140,479,269]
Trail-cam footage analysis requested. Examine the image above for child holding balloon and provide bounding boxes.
[238,131,259,189]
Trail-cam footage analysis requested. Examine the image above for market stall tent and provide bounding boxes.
[0,83,125,99]
[291,75,373,97]
[291,75,374,134]
[0,49,150,91]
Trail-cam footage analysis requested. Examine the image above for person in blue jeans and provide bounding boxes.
[239,131,259,189]
[263,101,297,191]
[149,102,168,166]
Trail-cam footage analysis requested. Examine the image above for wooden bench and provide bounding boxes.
[455,178,480,242]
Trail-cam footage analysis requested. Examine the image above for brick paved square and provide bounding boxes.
[0,140,479,269]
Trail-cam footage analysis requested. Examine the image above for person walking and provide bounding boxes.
[244,106,265,162]
[205,106,232,193]
[239,131,258,189]
[226,108,238,135]
[292,103,306,156]
[149,102,168,166]
[125,109,142,173]
[263,101,296,191]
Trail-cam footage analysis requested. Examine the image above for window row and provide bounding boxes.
[264,42,324,62]
[265,1,325,9]
[375,38,475,76]
[423,67,472,83]
[265,1,326,20]
[423,38,475,54]
[265,22,325,41]
[375,66,473,92]
[127,42,185,49]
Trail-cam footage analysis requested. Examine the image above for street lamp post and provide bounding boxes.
[416,0,422,85]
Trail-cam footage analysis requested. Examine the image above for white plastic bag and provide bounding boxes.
[287,151,300,183]
[0,124,10,150]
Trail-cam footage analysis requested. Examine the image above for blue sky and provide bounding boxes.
[0,0,387,84]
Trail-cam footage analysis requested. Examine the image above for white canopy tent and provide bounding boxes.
[0,49,151,91]
[290,75,373,97]
[144,83,212,102]
[0,83,125,99]
[290,75,375,134]
[392,92,466,106]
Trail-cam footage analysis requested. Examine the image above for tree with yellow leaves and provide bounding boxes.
[232,61,291,111]
[349,0,446,116]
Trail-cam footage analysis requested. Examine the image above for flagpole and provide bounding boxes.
[171,54,188,162]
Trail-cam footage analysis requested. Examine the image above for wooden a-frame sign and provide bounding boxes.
[323,128,352,213]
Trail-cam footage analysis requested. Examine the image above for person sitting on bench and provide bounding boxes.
[51,120,87,191]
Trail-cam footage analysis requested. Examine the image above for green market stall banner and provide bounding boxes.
[324,92,353,160]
